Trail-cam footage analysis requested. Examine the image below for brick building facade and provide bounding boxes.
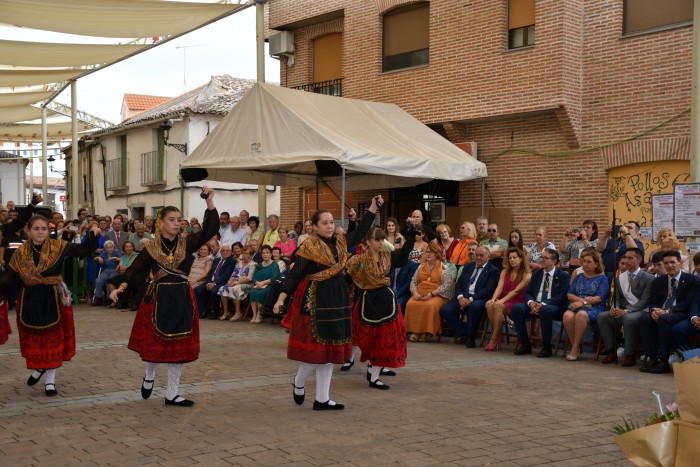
[267,0,692,244]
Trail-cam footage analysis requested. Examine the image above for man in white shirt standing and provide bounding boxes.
[221,216,247,246]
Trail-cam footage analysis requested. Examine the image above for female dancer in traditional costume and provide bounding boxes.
[273,196,382,410]
[346,225,414,389]
[0,195,100,396]
[110,187,218,406]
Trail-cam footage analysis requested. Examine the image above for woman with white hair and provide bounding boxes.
[93,240,122,307]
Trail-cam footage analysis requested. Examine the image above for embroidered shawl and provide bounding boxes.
[296,234,348,281]
[9,238,67,287]
[346,248,391,290]
[145,234,188,282]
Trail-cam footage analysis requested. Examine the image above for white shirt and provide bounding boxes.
[221,227,247,246]
[467,265,484,296]
[666,271,682,308]
[619,267,641,306]
[534,267,557,304]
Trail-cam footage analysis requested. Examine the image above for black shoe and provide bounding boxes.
[456,335,467,345]
[292,381,305,405]
[91,297,103,306]
[27,369,46,386]
[44,383,57,397]
[369,379,390,390]
[380,368,396,377]
[648,361,671,374]
[537,347,553,358]
[340,360,354,372]
[206,312,218,320]
[165,396,195,407]
[313,400,344,411]
[466,337,476,348]
[130,305,138,311]
[640,358,657,373]
[141,378,154,399]
[514,345,532,356]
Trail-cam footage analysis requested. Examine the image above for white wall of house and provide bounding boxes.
[86,114,280,220]
[0,161,29,205]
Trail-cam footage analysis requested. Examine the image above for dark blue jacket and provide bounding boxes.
[524,268,570,309]
[455,262,500,301]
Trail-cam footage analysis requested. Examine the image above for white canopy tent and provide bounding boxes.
[181,83,486,195]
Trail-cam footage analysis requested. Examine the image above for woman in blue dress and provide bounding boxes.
[564,249,610,361]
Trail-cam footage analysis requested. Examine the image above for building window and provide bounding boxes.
[508,0,535,49]
[624,0,693,35]
[313,33,342,82]
[383,2,429,72]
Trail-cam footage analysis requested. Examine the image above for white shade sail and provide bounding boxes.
[0,40,147,68]
[0,0,245,38]
[0,68,83,87]
[0,121,94,140]
[0,105,56,123]
[0,90,52,108]
[181,83,486,190]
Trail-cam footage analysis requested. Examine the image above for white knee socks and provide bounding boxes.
[144,362,157,390]
[369,364,382,383]
[295,362,317,392]
[45,369,56,385]
[315,363,334,404]
[166,363,184,401]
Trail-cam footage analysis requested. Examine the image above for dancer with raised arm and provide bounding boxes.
[273,195,382,410]
[110,187,218,407]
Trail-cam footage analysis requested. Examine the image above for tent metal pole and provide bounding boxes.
[316,178,319,210]
[41,107,47,203]
[256,0,267,224]
[690,0,700,182]
[480,177,485,217]
[341,167,346,226]
[71,80,79,218]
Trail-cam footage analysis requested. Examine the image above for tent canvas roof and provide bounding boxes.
[181,83,486,190]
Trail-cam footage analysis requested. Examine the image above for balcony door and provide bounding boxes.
[313,33,342,95]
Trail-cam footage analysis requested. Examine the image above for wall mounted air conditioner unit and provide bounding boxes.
[269,31,294,56]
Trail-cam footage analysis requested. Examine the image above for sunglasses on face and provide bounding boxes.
[488,229,498,232]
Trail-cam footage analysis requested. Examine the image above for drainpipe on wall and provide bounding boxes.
[690,0,700,182]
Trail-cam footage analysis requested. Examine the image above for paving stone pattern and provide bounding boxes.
[0,306,676,466]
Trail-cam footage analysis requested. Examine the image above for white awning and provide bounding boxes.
[0,0,246,38]
[0,105,57,123]
[0,68,83,87]
[0,40,147,68]
[0,90,53,108]
[0,121,95,140]
[181,83,486,190]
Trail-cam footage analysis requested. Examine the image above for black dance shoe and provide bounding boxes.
[141,378,154,399]
[312,400,344,411]
[165,396,195,407]
[380,368,396,376]
[27,369,46,386]
[292,381,305,405]
[340,360,354,371]
[369,380,390,390]
[44,383,58,397]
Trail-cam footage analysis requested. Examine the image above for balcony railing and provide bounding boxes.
[141,150,165,186]
[290,78,343,97]
[105,158,127,190]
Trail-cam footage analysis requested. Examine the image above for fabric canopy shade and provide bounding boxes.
[0,40,147,68]
[0,105,57,123]
[181,83,486,190]
[0,121,94,140]
[0,68,83,87]
[0,90,53,108]
[0,0,245,38]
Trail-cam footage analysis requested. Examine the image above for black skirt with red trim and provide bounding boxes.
[351,288,407,369]
[16,290,75,369]
[128,284,200,363]
[284,277,353,364]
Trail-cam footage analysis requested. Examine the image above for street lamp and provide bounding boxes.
[159,120,188,154]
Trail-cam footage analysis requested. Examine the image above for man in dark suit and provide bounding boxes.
[194,244,236,319]
[673,290,700,353]
[105,218,129,252]
[439,246,499,348]
[639,250,700,374]
[511,248,570,357]
[390,260,419,311]
[598,247,654,366]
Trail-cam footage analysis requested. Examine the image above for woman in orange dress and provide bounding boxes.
[404,243,455,342]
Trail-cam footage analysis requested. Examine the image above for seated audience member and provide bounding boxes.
[480,223,508,268]
[597,247,654,366]
[289,221,302,242]
[297,220,314,246]
[484,247,531,351]
[561,220,599,270]
[597,221,644,274]
[231,241,243,261]
[435,224,459,261]
[247,216,264,243]
[218,245,256,321]
[248,238,263,263]
[191,221,202,233]
[221,216,247,246]
[93,240,122,306]
[194,244,237,319]
[263,214,281,247]
[391,259,419,311]
[527,227,557,271]
[450,221,478,267]
[564,250,610,361]
[129,222,153,251]
[109,240,139,309]
[639,251,700,374]
[694,252,700,276]
[512,248,570,357]
[439,246,500,348]
[273,227,297,261]
[648,228,678,259]
[659,237,690,273]
[271,246,288,273]
[648,250,666,277]
[385,217,404,249]
[248,245,281,324]
[189,244,214,289]
[673,288,700,356]
[208,238,221,258]
[402,208,436,242]
[408,225,428,263]
[475,216,489,243]
[404,243,454,342]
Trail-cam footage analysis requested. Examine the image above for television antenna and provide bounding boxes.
[176,44,205,92]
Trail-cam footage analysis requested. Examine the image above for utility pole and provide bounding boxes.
[176,44,204,92]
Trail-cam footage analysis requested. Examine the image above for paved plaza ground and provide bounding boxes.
[0,305,676,466]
